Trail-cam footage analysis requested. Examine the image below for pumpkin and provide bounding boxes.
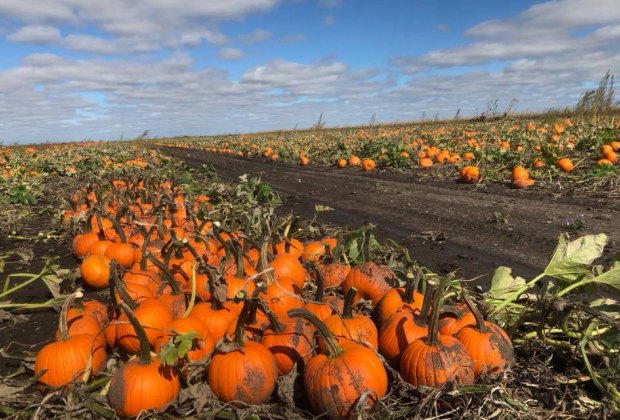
[301,240,327,262]
[108,303,180,418]
[87,239,113,257]
[349,155,361,166]
[289,309,388,419]
[208,301,278,405]
[511,166,529,182]
[319,288,378,351]
[300,156,309,166]
[342,262,397,304]
[438,303,476,336]
[374,271,424,326]
[35,291,106,388]
[111,266,172,354]
[260,305,315,375]
[317,262,350,289]
[400,278,475,387]
[72,232,100,258]
[557,157,574,172]
[272,238,304,258]
[337,158,347,168]
[270,253,306,288]
[378,282,433,364]
[304,263,338,321]
[188,301,239,343]
[419,157,434,167]
[80,255,111,289]
[455,291,514,376]
[460,166,480,183]
[361,158,376,171]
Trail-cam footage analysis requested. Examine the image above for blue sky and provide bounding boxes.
[0,0,619,143]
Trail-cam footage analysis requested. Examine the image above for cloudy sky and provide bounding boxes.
[0,0,619,143]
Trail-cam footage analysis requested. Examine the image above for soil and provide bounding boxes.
[160,146,620,283]
[0,177,83,378]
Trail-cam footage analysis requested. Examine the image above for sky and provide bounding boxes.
[0,0,619,144]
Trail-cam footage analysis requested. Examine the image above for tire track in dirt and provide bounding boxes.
[160,147,619,284]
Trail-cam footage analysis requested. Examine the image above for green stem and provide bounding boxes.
[146,253,181,295]
[110,262,137,310]
[461,289,489,333]
[342,287,357,319]
[288,308,343,358]
[59,291,83,340]
[403,270,422,304]
[119,302,151,363]
[489,272,546,316]
[427,276,452,346]
[557,277,591,297]
[1,267,48,298]
[182,263,197,318]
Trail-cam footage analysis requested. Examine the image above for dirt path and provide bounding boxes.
[160,147,620,283]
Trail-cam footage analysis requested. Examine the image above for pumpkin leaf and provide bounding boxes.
[486,266,526,299]
[590,266,620,291]
[544,234,608,282]
[159,331,198,367]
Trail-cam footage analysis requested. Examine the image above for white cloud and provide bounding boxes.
[0,0,279,52]
[395,0,620,71]
[179,30,229,47]
[239,29,272,44]
[6,25,61,44]
[63,34,116,54]
[217,47,246,61]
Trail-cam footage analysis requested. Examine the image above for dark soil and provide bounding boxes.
[160,146,620,283]
[0,177,80,378]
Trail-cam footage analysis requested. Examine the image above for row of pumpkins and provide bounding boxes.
[35,178,514,418]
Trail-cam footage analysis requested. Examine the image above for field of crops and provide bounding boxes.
[1,116,619,419]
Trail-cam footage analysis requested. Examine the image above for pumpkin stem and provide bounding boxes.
[145,253,181,295]
[106,214,128,243]
[110,262,138,311]
[230,240,246,279]
[461,289,489,334]
[427,275,453,346]
[306,262,325,302]
[182,262,198,318]
[94,211,106,240]
[288,308,343,358]
[259,242,276,285]
[119,302,152,363]
[260,301,285,333]
[403,269,422,304]
[233,298,252,347]
[415,279,435,326]
[341,287,358,320]
[58,290,84,341]
[108,265,121,317]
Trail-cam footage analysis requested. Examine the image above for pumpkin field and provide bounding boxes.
[1,116,620,419]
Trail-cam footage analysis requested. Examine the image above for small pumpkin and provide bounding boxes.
[208,301,278,405]
[342,262,397,304]
[557,157,574,172]
[108,303,180,418]
[289,309,388,419]
[455,291,514,376]
[460,166,480,184]
[400,278,475,387]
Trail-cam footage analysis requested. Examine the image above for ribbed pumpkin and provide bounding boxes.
[455,291,514,376]
[208,301,278,405]
[342,262,397,304]
[400,279,475,387]
[374,271,424,326]
[289,309,388,419]
[80,255,111,289]
[35,291,106,388]
[108,303,180,418]
[318,288,378,351]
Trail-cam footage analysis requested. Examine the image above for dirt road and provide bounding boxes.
[161,147,619,284]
